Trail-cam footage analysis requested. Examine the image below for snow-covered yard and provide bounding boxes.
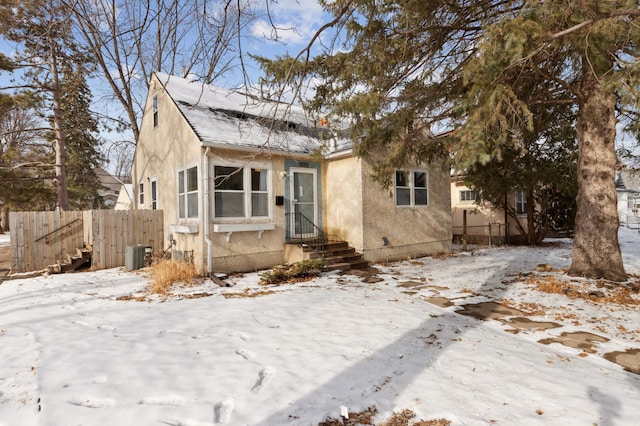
[1,229,640,425]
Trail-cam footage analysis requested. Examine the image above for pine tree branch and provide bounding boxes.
[0,162,54,170]
[546,9,640,40]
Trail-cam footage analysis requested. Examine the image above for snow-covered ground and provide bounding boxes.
[1,229,640,425]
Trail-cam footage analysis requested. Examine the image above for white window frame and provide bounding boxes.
[212,163,271,220]
[150,177,158,210]
[138,182,144,206]
[394,169,429,207]
[178,166,199,219]
[516,189,527,215]
[460,189,477,202]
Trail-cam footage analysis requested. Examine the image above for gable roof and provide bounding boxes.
[154,72,351,156]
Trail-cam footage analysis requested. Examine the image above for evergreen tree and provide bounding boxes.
[57,62,106,210]
[464,84,579,244]
[256,1,639,281]
[0,0,101,211]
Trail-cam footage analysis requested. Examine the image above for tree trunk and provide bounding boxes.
[50,38,70,211]
[569,69,625,281]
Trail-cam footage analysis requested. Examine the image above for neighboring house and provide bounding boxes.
[450,175,528,244]
[114,184,134,210]
[132,72,452,275]
[96,166,126,209]
[616,169,640,228]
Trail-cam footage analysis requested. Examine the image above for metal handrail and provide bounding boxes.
[34,218,81,243]
[286,212,328,258]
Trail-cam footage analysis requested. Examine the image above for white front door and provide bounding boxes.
[290,167,318,238]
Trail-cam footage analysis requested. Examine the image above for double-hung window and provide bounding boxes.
[395,169,429,207]
[214,165,270,218]
[138,182,144,206]
[178,166,198,219]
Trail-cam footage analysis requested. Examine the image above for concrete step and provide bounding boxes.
[297,238,369,271]
[325,259,370,271]
[323,253,363,264]
[303,241,349,252]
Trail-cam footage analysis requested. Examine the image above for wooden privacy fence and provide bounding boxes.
[10,210,164,273]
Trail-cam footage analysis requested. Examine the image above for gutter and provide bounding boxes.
[324,148,353,160]
[203,147,213,276]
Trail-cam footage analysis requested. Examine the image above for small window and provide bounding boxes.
[178,166,198,218]
[516,190,527,215]
[150,178,158,210]
[213,165,271,218]
[460,190,477,202]
[152,94,159,127]
[395,169,429,207]
[138,182,144,206]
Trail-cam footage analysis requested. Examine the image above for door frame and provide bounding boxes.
[289,166,318,239]
[284,160,322,241]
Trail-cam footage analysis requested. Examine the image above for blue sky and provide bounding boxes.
[236,0,335,85]
[0,1,336,174]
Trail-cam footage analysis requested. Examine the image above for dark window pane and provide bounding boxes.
[395,170,409,187]
[414,171,427,188]
[396,188,411,205]
[178,171,184,193]
[415,189,428,205]
[251,168,268,191]
[151,181,157,210]
[215,166,243,190]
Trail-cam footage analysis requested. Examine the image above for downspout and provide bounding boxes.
[203,147,213,276]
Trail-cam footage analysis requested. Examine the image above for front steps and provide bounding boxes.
[301,240,369,271]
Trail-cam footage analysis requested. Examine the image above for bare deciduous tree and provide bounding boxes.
[67,0,257,143]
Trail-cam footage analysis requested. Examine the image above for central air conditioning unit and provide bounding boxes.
[125,245,151,271]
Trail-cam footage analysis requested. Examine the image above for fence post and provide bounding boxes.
[488,223,492,247]
[462,210,467,251]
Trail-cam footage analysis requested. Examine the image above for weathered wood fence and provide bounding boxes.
[10,210,164,273]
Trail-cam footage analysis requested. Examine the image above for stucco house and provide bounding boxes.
[450,176,529,244]
[132,73,452,275]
